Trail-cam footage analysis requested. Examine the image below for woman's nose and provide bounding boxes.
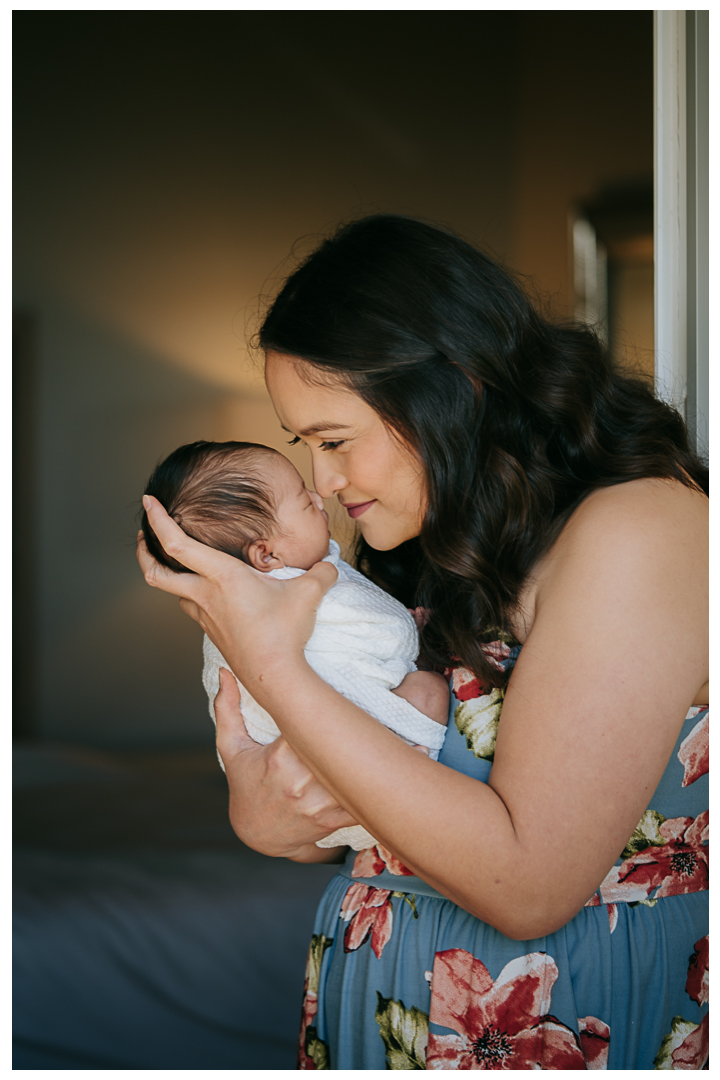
[311,454,347,499]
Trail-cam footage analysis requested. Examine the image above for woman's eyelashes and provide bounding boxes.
[285,434,345,451]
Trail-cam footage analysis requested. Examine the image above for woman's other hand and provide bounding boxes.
[408,606,430,630]
[214,668,354,862]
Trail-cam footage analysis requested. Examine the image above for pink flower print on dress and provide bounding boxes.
[583,893,618,931]
[340,883,394,959]
[678,711,709,787]
[685,934,709,1007]
[654,1014,709,1069]
[599,812,708,904]
[653,935,711,1070]
[452,666,490,702]
[578,1015,611,1069]
[425,948,600,1070]
[671,1015,709,1068]
[352,843,415,878]
[449,643,512,702]
[607,904,618,933]
[480,641,513,670]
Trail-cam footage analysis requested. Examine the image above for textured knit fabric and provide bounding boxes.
[298,645,709,1070]
[202,541,447,851]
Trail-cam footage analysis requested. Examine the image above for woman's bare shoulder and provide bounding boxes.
[574,475,706,522]
[512,477,707,649]
[524,477,708,633]
[552,477,707,564]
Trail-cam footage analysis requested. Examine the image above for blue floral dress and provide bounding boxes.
[298,644,709,1070]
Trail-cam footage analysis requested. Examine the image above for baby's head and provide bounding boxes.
[141,441,331,573]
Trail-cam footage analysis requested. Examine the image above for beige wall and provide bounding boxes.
[14,11,652,746]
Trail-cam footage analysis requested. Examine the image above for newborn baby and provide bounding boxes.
[141,440,449,850]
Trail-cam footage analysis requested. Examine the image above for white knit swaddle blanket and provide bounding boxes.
[202,540,447,850]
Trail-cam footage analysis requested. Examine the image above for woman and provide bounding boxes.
[139,216,708,1070]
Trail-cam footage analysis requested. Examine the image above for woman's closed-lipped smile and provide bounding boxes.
[341,499,377,519]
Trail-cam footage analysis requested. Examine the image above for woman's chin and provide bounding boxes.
[359,522,420,551]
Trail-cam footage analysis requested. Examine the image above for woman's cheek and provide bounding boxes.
[361,509,416,550]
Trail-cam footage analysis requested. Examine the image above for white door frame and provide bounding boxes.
[654,10,709,457]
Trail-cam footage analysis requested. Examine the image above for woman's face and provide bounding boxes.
[265,351,426,551]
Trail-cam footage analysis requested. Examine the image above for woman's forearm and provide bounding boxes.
[237,655,561,938]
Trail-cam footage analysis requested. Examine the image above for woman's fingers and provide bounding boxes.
[409,606,430,630]
[265,740,357,827]
[136,532,196,596]
[221,714,358,853]
[141,495,244,581]
[214,667,259,764]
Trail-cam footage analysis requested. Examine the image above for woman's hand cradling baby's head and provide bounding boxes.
[137,495,338,698]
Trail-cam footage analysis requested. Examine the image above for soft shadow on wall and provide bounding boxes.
[13,11,653,748]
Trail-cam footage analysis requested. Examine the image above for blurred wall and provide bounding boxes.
[13,11,652,747]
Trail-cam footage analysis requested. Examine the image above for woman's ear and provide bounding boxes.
[246,540,285,572]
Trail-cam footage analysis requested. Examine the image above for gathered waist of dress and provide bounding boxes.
[336,862,708,911]
[338,806,708,911]
[335,864,450,901]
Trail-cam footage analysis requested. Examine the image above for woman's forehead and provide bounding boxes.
[265,351,367,430]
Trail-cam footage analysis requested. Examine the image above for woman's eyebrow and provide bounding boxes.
[282,421,350,437]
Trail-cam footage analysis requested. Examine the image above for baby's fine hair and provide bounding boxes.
[141,441,281,573]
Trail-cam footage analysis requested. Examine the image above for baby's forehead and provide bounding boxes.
[263,453,305,492]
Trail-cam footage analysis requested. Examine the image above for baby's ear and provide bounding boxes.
[246,540,284,572]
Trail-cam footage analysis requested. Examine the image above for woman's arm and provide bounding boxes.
[139,480,707,938]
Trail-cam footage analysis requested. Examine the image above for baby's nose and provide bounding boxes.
[311,492,330,525]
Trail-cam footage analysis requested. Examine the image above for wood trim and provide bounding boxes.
[654,10,687,415]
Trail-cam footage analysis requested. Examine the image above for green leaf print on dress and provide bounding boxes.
[375,991,429,1070]
[654,1015,708,1069]
[298,934,333,1070]
[304,1029,330,1070]
[454,688,504,761]
[653,930,709,1068]
[620,809,667,859]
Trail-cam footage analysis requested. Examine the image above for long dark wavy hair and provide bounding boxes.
[259,214,708,687]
